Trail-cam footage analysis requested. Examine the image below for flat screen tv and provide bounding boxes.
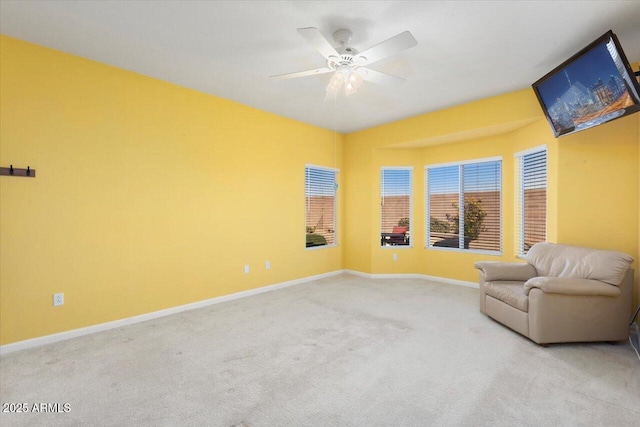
[532,30,640,138]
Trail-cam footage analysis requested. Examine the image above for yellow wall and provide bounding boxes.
[2,35,639,345]
[344,90,550,281]
[554,62,639,311]
[0,36,344,344]
[344,84,639,304]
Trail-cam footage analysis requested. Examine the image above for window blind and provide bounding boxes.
[305,166,337,248]
[380,168,412,247]
[426,159,501,252]
[426,165,460,248]
[515,148,546,255]
[463,161,501,251]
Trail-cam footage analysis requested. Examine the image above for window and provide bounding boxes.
[380,167,412,247]
[305,165,337,248]
[425,158,501,253]
[515,147,547,256]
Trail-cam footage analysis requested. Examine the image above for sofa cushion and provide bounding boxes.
[526,243,633,286]
[475,261,538,282]
[523,277,621,297]
[483,281,528,312]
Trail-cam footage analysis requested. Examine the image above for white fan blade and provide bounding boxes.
[359,68,405,86]
[297,27,340,60]
[271,67,333,80]
[354,31,417,66]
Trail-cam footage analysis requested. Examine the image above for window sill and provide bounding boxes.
[305,244,338,251]
[425,246,502,256]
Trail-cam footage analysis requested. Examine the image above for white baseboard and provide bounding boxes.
[0,269,474,355]
[343,269,375,279]
[343,269,478,289]
[0,270,344,356]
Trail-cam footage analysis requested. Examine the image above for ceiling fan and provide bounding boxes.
[271,27,418,96]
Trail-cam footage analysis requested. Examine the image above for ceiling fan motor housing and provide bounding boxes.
[327,53,355,70]
[327,29,366,70]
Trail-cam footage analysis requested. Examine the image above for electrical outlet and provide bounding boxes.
[244,265,250,274]
[392,253,398,261]
[265,261,270,270]
[53,293,64,307]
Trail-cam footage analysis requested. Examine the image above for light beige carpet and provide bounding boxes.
[1,274,639,426]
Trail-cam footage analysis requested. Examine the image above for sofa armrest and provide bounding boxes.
[474,262,537,282]
[524,277,620,297]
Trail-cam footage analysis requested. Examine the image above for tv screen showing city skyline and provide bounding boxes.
[533,32,640,137]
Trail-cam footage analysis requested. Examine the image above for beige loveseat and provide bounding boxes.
[474,243,634,345]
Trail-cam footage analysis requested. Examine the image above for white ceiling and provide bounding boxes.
[2,1,640,133]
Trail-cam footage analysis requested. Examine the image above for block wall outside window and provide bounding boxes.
[305,165,338,248]
[425,158,502,254]
[380,167,412,247]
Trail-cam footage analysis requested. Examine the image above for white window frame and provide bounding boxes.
[304,164,338,250]
[380,166,413,249]
[514,145,547,258]
[425,156,502,255]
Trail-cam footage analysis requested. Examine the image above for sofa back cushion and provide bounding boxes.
[526,243,633,286]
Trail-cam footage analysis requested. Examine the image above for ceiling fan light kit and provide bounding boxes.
[326,66,364,96]
[272,27,417,97]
